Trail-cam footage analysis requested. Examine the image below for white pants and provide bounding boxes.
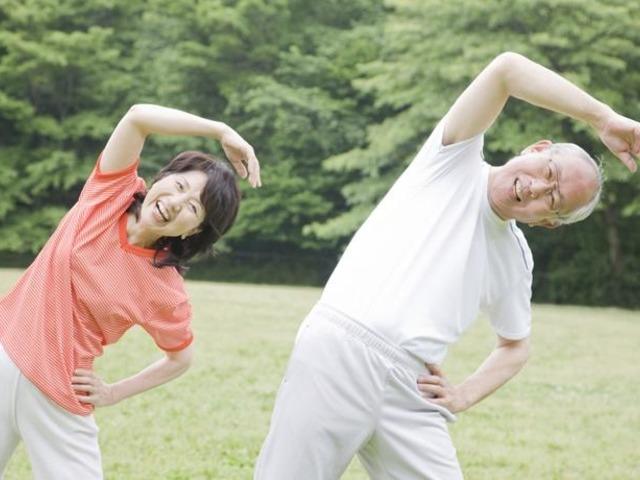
[255,304,463,480]
[0,344,103,480]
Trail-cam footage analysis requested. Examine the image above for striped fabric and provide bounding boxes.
[0,157,193,415]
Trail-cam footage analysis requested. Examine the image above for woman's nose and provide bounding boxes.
[166,198,182,213]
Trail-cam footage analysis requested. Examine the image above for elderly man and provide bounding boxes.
[255,52,638,479]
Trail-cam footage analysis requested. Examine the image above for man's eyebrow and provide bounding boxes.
[552,159,565,211]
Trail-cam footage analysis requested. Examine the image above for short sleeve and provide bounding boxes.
[78,154,144,207]
[142,301,194,352]
[400,118,485,186]
[487,272,532,340]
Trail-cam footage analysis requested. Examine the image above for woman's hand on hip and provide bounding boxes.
[72,369,119,407]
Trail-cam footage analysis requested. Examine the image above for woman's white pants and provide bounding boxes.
[0,344,102,480]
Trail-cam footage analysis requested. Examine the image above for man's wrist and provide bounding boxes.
[454,384,473,413]
[588,102,615,132]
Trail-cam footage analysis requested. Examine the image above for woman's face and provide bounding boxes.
[138,170,208,239]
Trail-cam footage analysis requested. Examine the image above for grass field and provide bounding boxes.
[1,267,639,479]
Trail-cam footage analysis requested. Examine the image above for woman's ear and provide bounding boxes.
[181,227,202,240]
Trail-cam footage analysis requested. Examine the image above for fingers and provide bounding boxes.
[417,373,446,397]
[246,150,262,188]
[229,155,249,179]
[417,374,443,385]
[425,362,444,377]
[76,394,98,405]
[72,383,96,394]
[72,379,96,404]
[617,151,638,173]
[632,126,640,156]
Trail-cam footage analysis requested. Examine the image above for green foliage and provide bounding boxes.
[0,0,135,252]
[0,0,637,306]
[314,0,640,306]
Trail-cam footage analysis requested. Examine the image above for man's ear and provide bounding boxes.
[521,139,553,155]
[528,219,561,229]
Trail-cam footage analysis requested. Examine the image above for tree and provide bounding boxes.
[311,0,640,306]
[0,0,138,252]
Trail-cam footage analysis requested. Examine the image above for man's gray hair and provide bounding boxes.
[550,143,604,225]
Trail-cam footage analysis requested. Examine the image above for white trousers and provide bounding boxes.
[255,304,463,480]
[0,344,103,480]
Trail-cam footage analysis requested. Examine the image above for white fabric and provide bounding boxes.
[321,120,533,364]
[0,344,102,480]
[255,304,463,480]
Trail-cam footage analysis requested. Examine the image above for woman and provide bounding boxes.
[0,104,261,479]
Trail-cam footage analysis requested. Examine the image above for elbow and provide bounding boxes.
[178,350,194,371]
[517,337,531,367]
[167,346,194,374]
[126,104,142,118]
[493,51,525,70]
[500,335,531,368]
[491,52,527,91]
[124,104,151,130]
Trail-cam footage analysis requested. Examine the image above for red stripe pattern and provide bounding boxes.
[0,157,193,415]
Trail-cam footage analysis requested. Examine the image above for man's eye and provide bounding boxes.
[176,181,184,191]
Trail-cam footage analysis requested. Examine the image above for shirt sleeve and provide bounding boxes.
[77,154,144,208]
[399,118,485,187]
[487,272,532,340]
[142,301,194,352]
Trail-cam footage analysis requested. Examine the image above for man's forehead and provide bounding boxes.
[553,153,599,212]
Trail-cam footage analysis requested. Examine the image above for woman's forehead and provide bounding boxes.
[161,170,208,186]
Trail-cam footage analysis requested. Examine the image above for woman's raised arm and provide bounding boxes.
[101,104,261,186]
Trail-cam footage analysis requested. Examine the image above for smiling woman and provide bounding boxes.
[126,150,241,270]
[0,104,261,479]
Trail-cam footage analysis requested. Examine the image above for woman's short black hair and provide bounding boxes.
[127,150,241,273]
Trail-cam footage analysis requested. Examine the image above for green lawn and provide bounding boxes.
[2,268,639,479]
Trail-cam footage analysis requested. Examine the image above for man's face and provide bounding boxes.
[488,141,599,228]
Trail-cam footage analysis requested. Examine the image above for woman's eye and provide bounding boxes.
[191,204,197,214]
[547,166,553,179]
[176,181,184,191]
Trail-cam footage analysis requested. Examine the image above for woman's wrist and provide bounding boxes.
[210,120,231,141]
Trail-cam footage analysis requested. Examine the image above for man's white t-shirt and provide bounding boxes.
[320,120,533,364]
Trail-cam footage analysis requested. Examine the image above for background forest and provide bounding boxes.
[0,0,638,307]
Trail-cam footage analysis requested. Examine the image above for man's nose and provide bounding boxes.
[530,179,553,198]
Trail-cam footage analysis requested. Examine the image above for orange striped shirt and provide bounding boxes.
[0,157,193,415]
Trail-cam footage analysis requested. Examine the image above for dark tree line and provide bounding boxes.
[0,0,637,307]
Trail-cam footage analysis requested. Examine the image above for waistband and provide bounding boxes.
[311,303,457,423]
[312,303,426,375]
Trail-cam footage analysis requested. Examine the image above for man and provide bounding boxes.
[255,52,638,479]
